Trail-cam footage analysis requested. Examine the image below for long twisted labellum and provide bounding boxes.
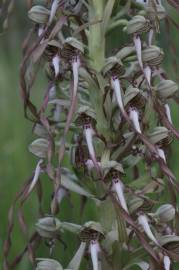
[164,103,173,124]
[111,77,125,114]
[52,54,60,78]
[143,65,151,86]
[68,241,87,270]
[27,159,43,195]
[133,34,143,70]
[49,0,60,24]
[129,108,141,133]
[163,255,171,270]
[112,178,129,213]
[89,240,100,270]
[84,125,100,172]
[157,148,166,163]
[138,214,159,245]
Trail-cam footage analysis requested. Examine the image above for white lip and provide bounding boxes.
[84,126,98,169]
[164,103,173,124]
[49,0,60,24]
[52,54,60,77]
[133,35,143,70]
[129,108,141,133]
[89,240,100,270]
[112,179,129,213]
[138,214,159,245]
[157,148,166,163]
[163,255,171,270]
[28,159,43,194]
[143,66,151,86]
[72,57,80,97]
[111,77,125,113]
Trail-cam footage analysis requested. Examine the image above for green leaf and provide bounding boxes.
[102,0,115,34]
[61,174,95,198]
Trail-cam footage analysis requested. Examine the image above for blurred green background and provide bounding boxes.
[0,1,179,269]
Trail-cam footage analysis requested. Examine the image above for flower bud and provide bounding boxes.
[28,5,50,24]
[154,204,175,223]
[126,15,150,34]
[29,138,48,158]
[146,4,166,20]
[142,46,164,66]
[36,258,63,270]
[36,217,61,238]
[79,221,104,243]
[102,57,125,77]
[148,126,170,146]
[156,80,178,99]
[159,235,179,259]
[124,86,146,109]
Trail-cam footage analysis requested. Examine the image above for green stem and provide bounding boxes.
[88,0,105,71]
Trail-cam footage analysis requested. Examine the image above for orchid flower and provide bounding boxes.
[163,255,171,270]
[138,214,159,245]
[83,124,99,171]
[129,108,141,134]
[143,65,152,86]
[68,241,87,270]
[28,159,43,195]
[111,76,125,115]
[89,240,100,270]
[133,34,143,70]
[164,103,173,124]
[157,148,166,163]
[112,178,129,213]
[52,54,60,78]
[49,0,60,24]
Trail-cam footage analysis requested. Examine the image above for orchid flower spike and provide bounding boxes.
[138,214,159,245]
[112,178,129,213]
[83,124,99,171]
[143,65,152,86]
[72,56,81,98]
[111,76,125,115]
[129,108,141,134]
[52,54,60,78]
[28,159,43,195]
[133,34,143,70]
[89,240,100,270]
[164,103,173,124]
[157,148,166,163]
[163,255,171,270]
[49,0,60,24]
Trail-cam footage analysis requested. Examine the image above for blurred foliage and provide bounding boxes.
[0,1,179,269]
